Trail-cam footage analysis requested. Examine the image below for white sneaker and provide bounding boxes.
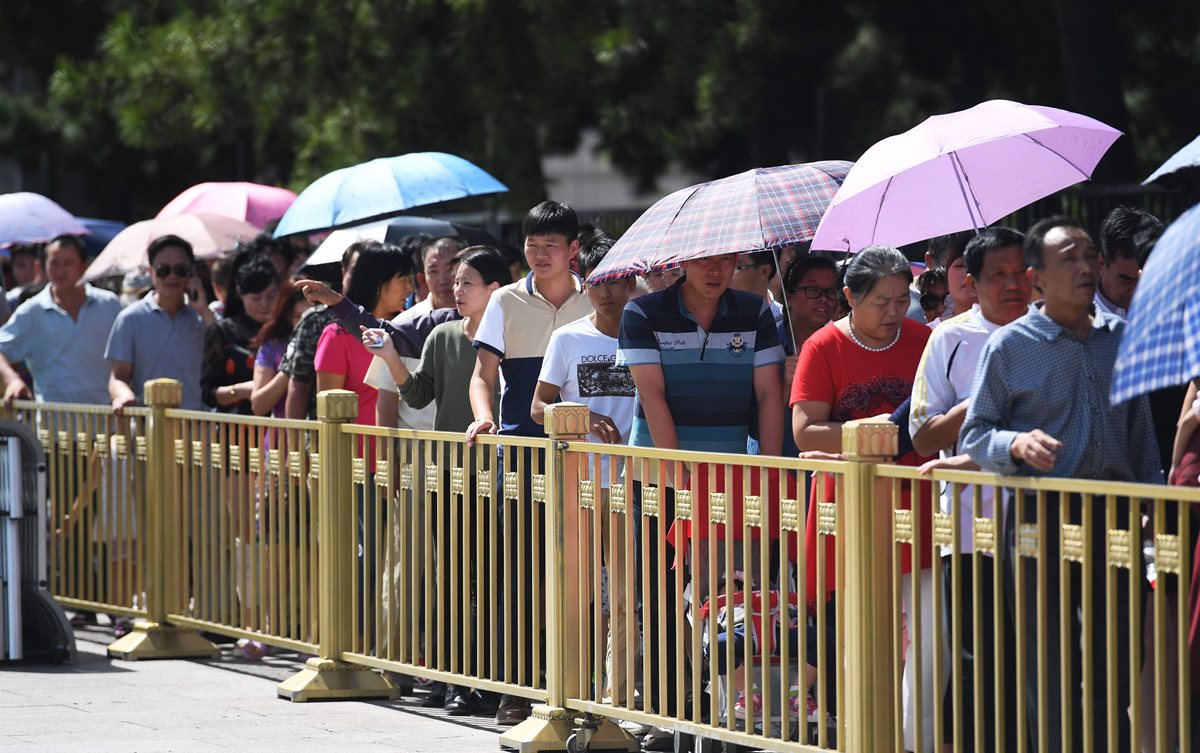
[618,719,651,736]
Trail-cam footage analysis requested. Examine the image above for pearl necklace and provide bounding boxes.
[847,315,901,352]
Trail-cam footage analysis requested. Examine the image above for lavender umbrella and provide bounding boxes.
[810,100,1122,252]
[0,192,90,247]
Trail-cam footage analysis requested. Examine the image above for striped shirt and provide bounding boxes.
[617,279,785,453]
[473,272,593,437]
[960,303,1161,482]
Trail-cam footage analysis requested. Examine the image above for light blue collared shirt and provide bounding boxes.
[960,303,1160,483]
[104,293,205,410]
[0,284,120,404]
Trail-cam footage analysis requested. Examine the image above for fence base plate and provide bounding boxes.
[277,657,401,702]
[500,706,637,752]
[107,620,220,661]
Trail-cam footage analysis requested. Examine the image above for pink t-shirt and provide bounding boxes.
[314,323,379,461]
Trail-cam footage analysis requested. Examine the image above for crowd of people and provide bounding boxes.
[1,197,1197,752]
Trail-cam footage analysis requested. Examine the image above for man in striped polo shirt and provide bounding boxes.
[617,252,784,745]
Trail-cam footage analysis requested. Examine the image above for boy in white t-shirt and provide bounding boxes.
[531,236,637,706]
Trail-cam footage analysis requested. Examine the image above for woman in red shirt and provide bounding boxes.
[790,245,938,750]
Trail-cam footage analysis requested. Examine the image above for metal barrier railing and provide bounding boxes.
[558,439,848,752]
[163,410,323,655]
[6,401,151,620]
[876,463,1197,753]
[336,423,552,705]
[13,383,1198,752]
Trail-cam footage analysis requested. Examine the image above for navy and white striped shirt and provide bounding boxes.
[960,303,1161,483]
[617,279,785,453]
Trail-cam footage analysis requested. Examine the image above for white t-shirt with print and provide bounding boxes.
[538,316,636,488]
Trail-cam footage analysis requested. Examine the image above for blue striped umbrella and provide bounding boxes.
[1111,202,1200,404]
[586,161,852,284]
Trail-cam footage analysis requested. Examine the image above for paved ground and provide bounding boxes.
[0,621,509,753]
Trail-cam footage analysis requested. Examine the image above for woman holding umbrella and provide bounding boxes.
[790,246,938,751]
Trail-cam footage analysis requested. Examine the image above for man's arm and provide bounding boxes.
[628,363,678,451]
[959,344,1061,473]
[109,361,137,413]
[466,349,501,444]
[375,389,399,428]
[753,364,784,456]
[912,400,970,457]
[284,379,312,420]
[0,353,30,405]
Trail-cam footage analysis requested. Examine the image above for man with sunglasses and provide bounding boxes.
[106,235,213,411]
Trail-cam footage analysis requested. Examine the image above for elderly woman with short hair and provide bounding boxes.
[790,245,940,752]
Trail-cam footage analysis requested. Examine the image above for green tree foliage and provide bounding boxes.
[1,0,1196,220]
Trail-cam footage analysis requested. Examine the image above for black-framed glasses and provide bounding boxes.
[152,263,192,279]
[798,286,839,301]
[920,293,946,311]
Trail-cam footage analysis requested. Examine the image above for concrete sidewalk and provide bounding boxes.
[0,624,505,753]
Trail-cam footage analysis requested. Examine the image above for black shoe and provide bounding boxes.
[444,686,473,715]
[421,681,447,707]
[495,694,531,725]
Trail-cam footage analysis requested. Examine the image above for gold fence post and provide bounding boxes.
[109,378,219,660]
[278,389,399,701]
[840,417,899,752]
[500,403,637,753]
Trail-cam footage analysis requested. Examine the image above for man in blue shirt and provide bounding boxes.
[0,234,120,405]
[106,235,213,411]
[960,216,1160,753]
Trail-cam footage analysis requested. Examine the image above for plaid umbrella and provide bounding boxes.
[586,160,852,283]
[1111,202,1200,405]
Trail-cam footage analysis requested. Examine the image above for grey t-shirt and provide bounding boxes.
[104,294,205,409]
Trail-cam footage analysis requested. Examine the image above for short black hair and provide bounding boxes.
[224,252,281,319]
[494,243,523,273]
[927,231,973,269]
[844,245,912,299]
[343,240,415,313]
[1133,224,1164,269]
[963,227,1026,279]
[522,200,578,241]
[1099,206,1163,266]
[740,250,778,280]
[1023,215,1085,270]
[419,236,465,267]
[782,255,837,296]
[454,246,514,287]
[8,243,43,263]
[579,237,616,278]
[147,234,195,266]
[916,267,947,295]
[47,234,88,264]
[240,233,295,268]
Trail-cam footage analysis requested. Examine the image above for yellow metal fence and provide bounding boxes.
[7,381,1197,753]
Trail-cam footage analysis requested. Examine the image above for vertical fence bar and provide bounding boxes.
[277,389,396,701]
[108,379,217,660]
[841,418,898,752]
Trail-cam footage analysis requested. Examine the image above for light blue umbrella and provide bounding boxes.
[1143,134,1200,187]
[1111,202,1200,404]
[272,152,507,238]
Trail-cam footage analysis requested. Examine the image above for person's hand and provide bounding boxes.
[588,412,622,444]
[1010,429,1062,472]
[186,275,208,312]
[918,453,980,476]
[465,418,497,447]
[112,394,137,416]
[360,327,397,360]
[796,450,846,461]
[2,379,31,406]
[295,279,343,307]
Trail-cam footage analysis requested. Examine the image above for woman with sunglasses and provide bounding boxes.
[915,267,949,323]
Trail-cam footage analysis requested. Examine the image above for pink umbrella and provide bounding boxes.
[157,182,297,230]
[84,214,260,280]
[811,99,1122,252]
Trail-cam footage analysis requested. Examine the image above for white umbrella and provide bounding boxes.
[84,214,260,280]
